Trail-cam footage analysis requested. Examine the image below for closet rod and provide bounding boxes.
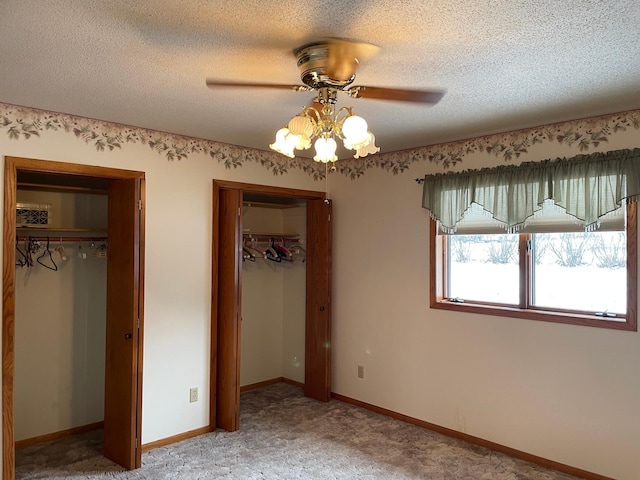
[243,232,300,239]
[16,236,108,243]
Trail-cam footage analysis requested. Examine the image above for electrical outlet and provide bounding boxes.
[357,365,364,379]
[189,387,198,403]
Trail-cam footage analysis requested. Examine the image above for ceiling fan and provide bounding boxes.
[206,38,445,164]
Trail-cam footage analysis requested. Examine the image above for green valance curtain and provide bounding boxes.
[421,148,640,233]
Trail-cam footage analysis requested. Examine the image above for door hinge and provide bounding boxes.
[137,317,140,329]
[138,199,142,211]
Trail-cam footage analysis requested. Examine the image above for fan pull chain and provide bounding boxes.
[325,162,329,200]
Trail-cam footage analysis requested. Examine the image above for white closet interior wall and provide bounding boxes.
[15,189,108,441]
[240,203,306,387]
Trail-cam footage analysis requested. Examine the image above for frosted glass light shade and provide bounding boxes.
[269,127,296,158]
[354,132,380,158]
[287,133,309,150]
[287,115,313,150]
[288,115,314,137]
[313,136,338,163]
[342,115,371,150]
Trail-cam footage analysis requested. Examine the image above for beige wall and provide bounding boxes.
[241,205,306,386]
[328,126,640,480]
[15,191,108,441]
[0,113,320,450]
[1,104,639,479]
[281,206,306,383]
[241,206,286,386]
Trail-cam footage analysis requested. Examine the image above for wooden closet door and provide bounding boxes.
[304,198,332,402]
[104,178,142,469]
[216,188,242,431]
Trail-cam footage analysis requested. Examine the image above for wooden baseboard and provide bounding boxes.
[281,377,304,389]
[145,379,304,453]
[240,377,304,393]
[19,385,602,479]
[240,377,284,392]
[141,426,211,453]
[331,393,612,480]
[15,421,104,450]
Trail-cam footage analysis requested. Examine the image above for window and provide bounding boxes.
[431,202,636,330]
[423,149,640,330]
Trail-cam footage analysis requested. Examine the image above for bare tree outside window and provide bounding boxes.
[548,233,591,267]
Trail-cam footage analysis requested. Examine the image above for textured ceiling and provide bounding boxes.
[1,0,639,159]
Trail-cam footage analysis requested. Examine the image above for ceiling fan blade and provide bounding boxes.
[206,79,311,92]
[346,86,445,104]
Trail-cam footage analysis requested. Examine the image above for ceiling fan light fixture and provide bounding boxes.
[207,38,445,163]
[272,96,379,164]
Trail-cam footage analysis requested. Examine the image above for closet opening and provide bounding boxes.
[211,180,331,432]
[3,156,145,480]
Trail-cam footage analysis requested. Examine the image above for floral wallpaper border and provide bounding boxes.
[1,102,639,180]
[336,110,640,179]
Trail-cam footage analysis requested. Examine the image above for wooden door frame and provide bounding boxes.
[210,180,328,430]
[2,156,145,479]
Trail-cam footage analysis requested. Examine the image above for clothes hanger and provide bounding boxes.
[15,238,28,267]
[272,240,294,262]
[245,245,264,259]
[25,236,37,267]
[243,238,265,259]
[54,237,68,261]
[242,246,255,262]
[37,237,58,271]
[288,243,306,263]
[265,239,281,262]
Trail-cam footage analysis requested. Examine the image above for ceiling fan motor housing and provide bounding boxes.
[295,42,357,90]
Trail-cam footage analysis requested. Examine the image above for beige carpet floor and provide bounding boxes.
[16,383,582,479]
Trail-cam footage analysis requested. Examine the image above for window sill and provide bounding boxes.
[430,299,636,331]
